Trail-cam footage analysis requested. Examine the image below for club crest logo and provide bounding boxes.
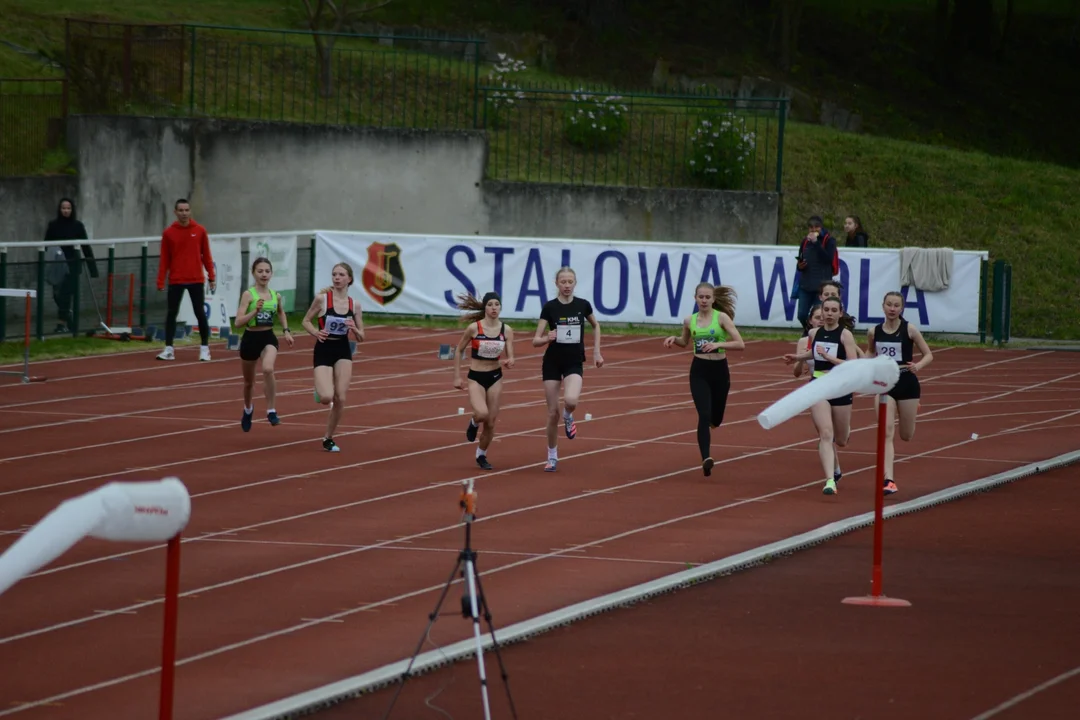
[361,242,405,305]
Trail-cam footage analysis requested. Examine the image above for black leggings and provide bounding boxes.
[165,283,209,345]
[689,357,731,460]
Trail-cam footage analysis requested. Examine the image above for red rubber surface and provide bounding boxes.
[338,464,1080,720]
[1,331,1078,719]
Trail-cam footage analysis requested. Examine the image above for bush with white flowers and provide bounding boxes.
[564,90,629,152]
[485,53,527,129]
[688,113,756,189]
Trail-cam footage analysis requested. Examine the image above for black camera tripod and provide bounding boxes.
[381,479,518,720]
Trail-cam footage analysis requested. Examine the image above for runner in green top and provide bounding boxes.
[233,256,294,432]
[663,282,746,477]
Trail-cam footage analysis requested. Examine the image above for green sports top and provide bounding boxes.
[688,310,729,354]
[246,287,280,328]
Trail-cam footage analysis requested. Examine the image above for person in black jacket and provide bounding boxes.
[842,215,869,247]
[794,216,838,329]
[44,198,98,333]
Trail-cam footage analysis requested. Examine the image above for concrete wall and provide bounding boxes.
[2,116,779,338]
[0,175,80,263]
[483,181,777,245]
[60,116,778,247]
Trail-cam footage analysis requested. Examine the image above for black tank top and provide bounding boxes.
[811,324,846,377]
[872,319,913,365]
[318,291,354,340]
[471,321,507,360]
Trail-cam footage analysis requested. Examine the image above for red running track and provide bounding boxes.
[0,330,1078,719]
[337,464,1080,720]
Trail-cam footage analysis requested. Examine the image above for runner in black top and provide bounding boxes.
[301,262,365,453]
[783,296,860,496]
[532,267,604,472]
[453,291,516,471]
[866,291,934,496]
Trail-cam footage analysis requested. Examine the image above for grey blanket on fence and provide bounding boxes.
[899,247,954,291]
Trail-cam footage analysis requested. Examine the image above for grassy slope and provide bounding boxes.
[1,1,1078,339]
[780,122,1080,339]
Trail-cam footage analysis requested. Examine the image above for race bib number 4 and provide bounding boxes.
[556,323,581,344]
[326,318,348,335]
[876,342,902,360]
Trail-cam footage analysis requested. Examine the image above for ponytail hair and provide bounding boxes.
[695,282,737,320]
[821,297,855,332]
[456,291,501,323]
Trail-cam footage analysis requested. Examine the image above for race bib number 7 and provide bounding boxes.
[556,323,581,344]
[814,341,839,359]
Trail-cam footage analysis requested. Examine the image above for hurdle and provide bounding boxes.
[0,288,46,384]
[0,478,191,719]
[758,354,909,607]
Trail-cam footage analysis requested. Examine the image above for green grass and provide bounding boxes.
[0,334,226,363]
[778,122,1080,339]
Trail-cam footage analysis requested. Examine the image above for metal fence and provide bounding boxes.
[481,85,786,192]
[0,236,315,342]
[0,79,68,175]
[2,19,789,191]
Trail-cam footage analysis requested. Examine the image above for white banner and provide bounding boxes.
[249,235,298,312]
[178,236,242,332]
[314,232,988,334]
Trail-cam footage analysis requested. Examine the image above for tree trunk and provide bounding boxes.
[317,39,337,98]
[996,0,1014,60]
[777,0,804,73]
[935,0,953,83]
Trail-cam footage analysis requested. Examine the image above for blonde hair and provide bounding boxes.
[554,266,577,283]
[318,262,355,294]
[695,282,737,320]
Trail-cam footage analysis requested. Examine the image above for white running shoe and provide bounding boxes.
[199,346,211,362]
[157,346,175,361]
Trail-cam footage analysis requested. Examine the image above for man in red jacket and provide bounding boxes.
[155,199,217,361]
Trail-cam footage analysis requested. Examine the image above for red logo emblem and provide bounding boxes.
[361,242,404,306]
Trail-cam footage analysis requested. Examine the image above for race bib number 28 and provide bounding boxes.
[876,342,902,359]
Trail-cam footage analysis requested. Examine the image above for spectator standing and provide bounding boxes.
[156,199,216,362]
[843,215,869,247]
[794,215,839,329]
[44,198,98,334]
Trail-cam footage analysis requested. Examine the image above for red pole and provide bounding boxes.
[159,535,182,720]
[24,293,31,382]
[870,396,888,597]
[841,392,910,607]
[106,272,114,327]
[128,273,135,328]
